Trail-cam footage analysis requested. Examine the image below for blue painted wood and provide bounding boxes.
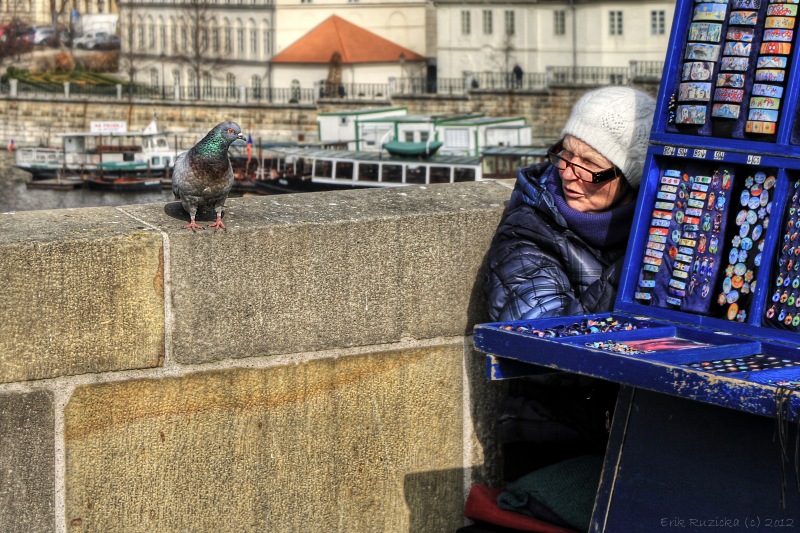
[591,388,800,531]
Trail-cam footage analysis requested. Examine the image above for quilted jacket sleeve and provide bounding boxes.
[485,202,621,322]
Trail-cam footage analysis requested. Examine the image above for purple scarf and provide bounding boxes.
[543,166,636,248]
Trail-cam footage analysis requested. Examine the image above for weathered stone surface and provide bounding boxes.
[120,181,509,364]
[0,208,165,382]
[0,390,54,533]
[65,343,465,532]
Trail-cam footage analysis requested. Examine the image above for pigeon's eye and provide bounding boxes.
[228,128,234,134]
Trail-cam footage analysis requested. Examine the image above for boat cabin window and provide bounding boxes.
[406,165,426,185]
[358,163,379,181]
[335,161,354,180]
[420,131,430,142]
[403,131,415,142]
[429,166,451,184]
[155,137,169,149]
[444,129,470,150]
[382,164,403,183]
[454,167,476,182]
[316,160,333,178]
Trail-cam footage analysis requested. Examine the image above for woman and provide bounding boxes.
[486,86,656,322]
[466,88,656,532]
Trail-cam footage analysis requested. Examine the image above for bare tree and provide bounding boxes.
[117,7,139,93]
[175,0,229,98]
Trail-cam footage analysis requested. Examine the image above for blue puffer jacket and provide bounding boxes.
[485,162,629,321]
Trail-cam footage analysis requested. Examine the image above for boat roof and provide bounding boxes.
[318,107,407,118]
[58,131,169,138]
[357,113,483,124]
[481,146,549,156]
[267,146,481,166]
[438,116,527,126]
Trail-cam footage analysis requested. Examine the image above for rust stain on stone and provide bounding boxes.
[65,347,442,440]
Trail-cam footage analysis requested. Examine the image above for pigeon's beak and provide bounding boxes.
[238,133,247,141]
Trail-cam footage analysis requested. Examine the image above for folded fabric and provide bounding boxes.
[497,454,604,532]
[465,484,579,533]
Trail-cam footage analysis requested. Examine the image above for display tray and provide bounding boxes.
[474,313,800,422]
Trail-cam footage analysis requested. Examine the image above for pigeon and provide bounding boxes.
[172,121,246,230]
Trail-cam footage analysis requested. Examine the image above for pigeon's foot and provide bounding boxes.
[183,221,205,231]
[208,216,226,230]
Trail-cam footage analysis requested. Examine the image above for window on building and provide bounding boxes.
[237,27,244,55]
[461,10,470,36]
[159,22,166,52]
[445,129,470,149]
[226,73,236,97]
[181,26,187,50]
[250,24,257,56]
[251,75,261,99]
[137,23,145,49]
[148,20,155,48]
[203,73,212,95]
[505,10,515,36]
[263,24,272,56]
[651,10,666,35]
[483,10,493,35]
[224,26,232,54]
[172,69,181,87]
[610,10,623,36]
[150,68,159,86]
[212,24,219,53]
[554,10,566,36]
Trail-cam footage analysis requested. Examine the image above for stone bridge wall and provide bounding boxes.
[0,181,515,532]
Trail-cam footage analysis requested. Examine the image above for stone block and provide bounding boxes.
[0,390,54,533]
[0,208,165,382]
[65,342,465,532]
[121,181,509,364]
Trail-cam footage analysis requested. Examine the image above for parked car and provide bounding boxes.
[92,34,120,50]
[73,31,116,50]
[29,26,55,45]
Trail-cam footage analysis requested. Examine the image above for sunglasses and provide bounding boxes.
[547,140,620,184]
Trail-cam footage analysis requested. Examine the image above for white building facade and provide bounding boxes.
[435,0,674,79]
[116,0,432,94]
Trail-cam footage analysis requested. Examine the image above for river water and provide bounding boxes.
[0,150,250,213]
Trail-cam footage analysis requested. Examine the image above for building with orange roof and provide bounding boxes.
[270,15,428,94]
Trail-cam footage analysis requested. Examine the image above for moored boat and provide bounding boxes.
[14,120,177,181]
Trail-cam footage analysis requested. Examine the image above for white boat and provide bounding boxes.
[252,146,486,194]
[14,120,177,181]
[251,144,550,194]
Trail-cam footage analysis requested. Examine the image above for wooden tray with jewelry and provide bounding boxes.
[475,0,800,422]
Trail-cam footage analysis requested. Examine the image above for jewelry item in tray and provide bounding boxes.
[636,167,731,315]
[499,317,640,338]
[586,341,653,355]
[765,178,800,331]
[715,170,774,322]
[683,354,800,374]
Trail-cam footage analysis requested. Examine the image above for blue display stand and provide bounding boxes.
[474,0,800,528]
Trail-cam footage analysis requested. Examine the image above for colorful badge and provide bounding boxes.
[760,42,792,54]
[695,3,729,21]
[712,103,741,119]
[714,88,744,102]
[676,105,708,124]
[680,82,713,101]
[682,61,715,81]
[755,69,786,82]
[716,73,745,87]
[752,83,784,98]
[686,43,722,61]
[746,121,777,134]
[729,10,759,25]
[749,96,780,109]
[726,26,755,41]
[767,4,798,16]
[763,28,794,41]
[765,16,797,29]
[723,41,752,56]
[757,56,788,68]
[719,56,749,71]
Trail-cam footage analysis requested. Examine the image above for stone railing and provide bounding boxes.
[0,181,514,532]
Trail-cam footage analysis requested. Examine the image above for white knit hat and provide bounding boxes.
[561,87,656,189]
